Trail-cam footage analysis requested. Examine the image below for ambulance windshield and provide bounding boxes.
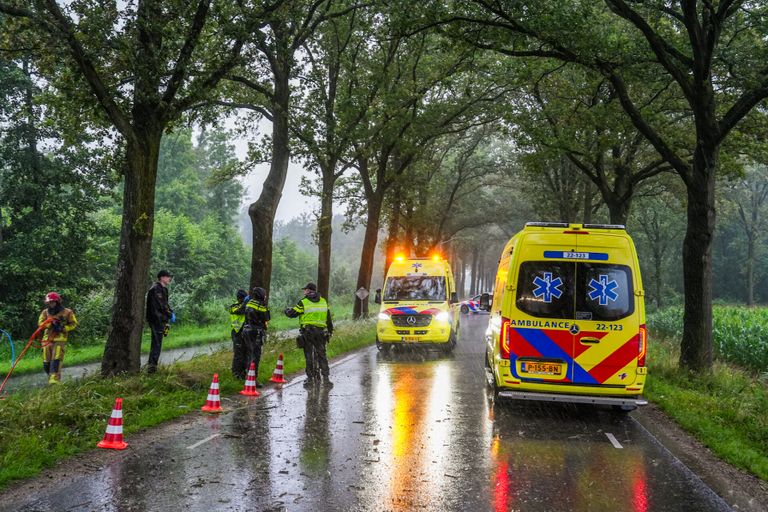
[383,276,447,301]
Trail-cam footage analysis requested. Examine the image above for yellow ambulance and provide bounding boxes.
[483,222,648,409]
[374,256,460,352]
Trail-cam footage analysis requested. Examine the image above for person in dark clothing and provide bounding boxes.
[229,289,249,379]
[284,283,334,387]
[145,270,173,374]
[242,287,270,387]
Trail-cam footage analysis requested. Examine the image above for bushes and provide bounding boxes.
[647,306,768,373]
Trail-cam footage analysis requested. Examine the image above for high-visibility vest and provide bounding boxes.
[228,303,245,332]
[297,297,329,328]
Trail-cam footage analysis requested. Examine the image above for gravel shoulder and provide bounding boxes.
[634,404,768,512]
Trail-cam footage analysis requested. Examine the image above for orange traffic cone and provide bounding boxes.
[201,373,223,413]
[269,353,287,383]
[97,397,128,450]
[239,362,260,397]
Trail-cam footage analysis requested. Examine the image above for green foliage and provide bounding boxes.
[269,237,317,308]
[648,306,768,373]
[0,58,117,338]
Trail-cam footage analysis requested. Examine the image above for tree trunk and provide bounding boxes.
[383,192,402,276]
[582,180,593,224]
[316,173,334,299]
[102,133,161,375]
[746,233,755,307]
[249,70,290,294]
[470,248,479,295]
[679,148,717,371]
[653,247,663,309]
[354,194,383,319]
[606,197,631,225]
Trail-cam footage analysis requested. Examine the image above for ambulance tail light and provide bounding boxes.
[638,324,647,367]
[499,317,511,359]
[394,254,405,262]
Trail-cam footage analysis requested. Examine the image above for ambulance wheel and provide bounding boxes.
[485,349,500,399]
[376,339,390,353]
[460,305,469,315]
[612,404,636,413]
[443,331,457,353]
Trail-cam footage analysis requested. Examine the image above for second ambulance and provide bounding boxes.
[375,256,460,352]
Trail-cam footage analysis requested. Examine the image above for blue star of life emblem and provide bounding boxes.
[411,263,422,270]
[588,275,619,305]
[532,272,563,303]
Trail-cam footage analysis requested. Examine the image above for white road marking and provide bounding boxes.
[605,432,623,449]
[187,433,220,450]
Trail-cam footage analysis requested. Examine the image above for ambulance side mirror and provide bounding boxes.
[450,292,458,304]
[480,293,492,310]
[374,289,382,304]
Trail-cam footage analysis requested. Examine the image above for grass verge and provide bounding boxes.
[0,320,375,490]
[646,331,768,481]
[0,303,354,378]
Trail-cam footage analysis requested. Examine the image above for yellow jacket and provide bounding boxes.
[38,307,78,342]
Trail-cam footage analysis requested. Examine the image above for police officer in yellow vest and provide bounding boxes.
[243,287,270,387]
[284,283,334,387]
[228,289,249,379]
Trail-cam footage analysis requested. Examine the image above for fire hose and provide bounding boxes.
[0,318,54,398]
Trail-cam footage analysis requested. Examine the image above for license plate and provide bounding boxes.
[521,361,562,375]
[402,336,419,342]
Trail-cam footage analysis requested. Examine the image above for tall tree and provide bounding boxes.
[1,0,245,374]
[511,63,673,224]
[730,165,768,306]
[219,0,357,294]
[292,4,368,298]
[341,29,506,318]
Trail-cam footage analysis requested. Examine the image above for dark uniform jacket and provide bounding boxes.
[245,300,271,330]
[146,282,172,326]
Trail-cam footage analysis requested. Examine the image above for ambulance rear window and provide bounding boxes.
[516,261,634,321]
[515,262,574,319]
[575,263,634,321]
[383,276,447,301]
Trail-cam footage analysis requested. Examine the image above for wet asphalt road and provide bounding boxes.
[0,314,731,512]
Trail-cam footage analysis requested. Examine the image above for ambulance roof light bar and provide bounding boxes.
[582,223,626,230]
[525,222,569,228]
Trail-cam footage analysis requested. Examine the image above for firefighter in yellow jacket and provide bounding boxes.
[38,292,78,384]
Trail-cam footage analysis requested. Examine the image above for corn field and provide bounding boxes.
[648,306,768,373]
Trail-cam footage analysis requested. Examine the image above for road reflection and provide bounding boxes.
[488,402,649,512]
[369,350,457,510]
[299,385,332,476]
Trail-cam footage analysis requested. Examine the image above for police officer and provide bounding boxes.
[243,287,270,387]
[284,283,334,387]
[228,289,249,379]
[145,270,173,374]
[38,292,78,384]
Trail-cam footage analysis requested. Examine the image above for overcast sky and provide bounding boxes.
[239,161,316,222]
[229,114,317,222]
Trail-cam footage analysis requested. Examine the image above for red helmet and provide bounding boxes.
[45,292,61,303]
